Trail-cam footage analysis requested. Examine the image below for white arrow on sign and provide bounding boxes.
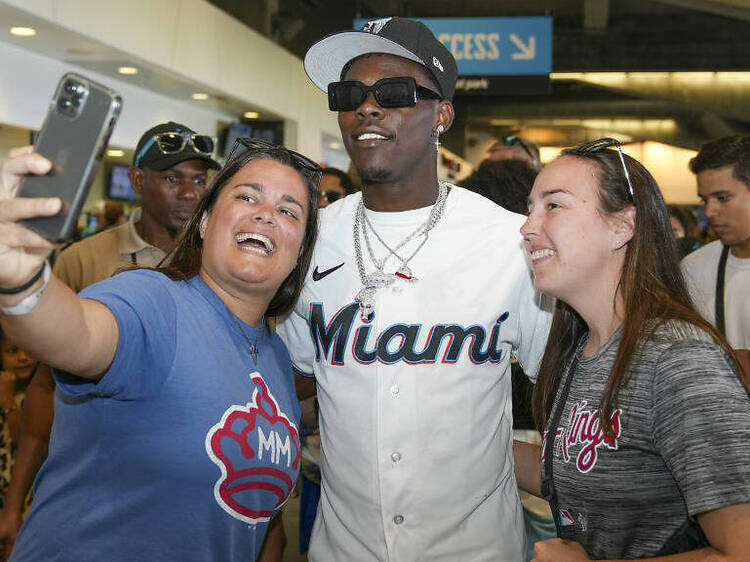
[510,34,536,60]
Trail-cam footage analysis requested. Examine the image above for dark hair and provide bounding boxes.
[532,146,746,438]
[460,159,537,215]
[157,146,319,319]
[689,134,750,190]
[340,54,444,98]
[322,167,355,195]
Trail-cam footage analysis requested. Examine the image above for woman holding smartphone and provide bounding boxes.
[515,139,750,561]
[0,139,319,561]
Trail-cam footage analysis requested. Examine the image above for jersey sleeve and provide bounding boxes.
[54,270,178,400]
[275,298,315,378]
[514,269,554,382]
[651,338,750,515]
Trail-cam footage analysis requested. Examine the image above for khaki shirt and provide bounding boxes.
[53,208,165,292]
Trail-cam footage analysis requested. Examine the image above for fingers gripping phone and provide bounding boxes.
[18,73,122,242]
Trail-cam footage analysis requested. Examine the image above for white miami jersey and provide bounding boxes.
[277,186,552,562]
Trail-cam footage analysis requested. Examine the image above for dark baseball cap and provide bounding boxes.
[304,17,458,101]
[133,121,220,171]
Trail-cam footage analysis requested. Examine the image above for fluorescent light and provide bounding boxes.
[549,72,583,80]
[10,26,36,37]
[192,92,209,101]
[106,149,125,157]
[627,72,669,79]
[328,142,342,150]
[118,66,138,75]
[243,111,259,119]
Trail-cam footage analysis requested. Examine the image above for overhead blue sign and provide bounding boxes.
[353,17,552,76]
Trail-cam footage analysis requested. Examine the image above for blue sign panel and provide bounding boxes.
[353,17,552,76]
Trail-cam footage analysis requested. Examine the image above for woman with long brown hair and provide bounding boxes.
[514,138,750,561]
[0,138,319,561]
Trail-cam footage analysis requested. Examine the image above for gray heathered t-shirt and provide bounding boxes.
[543,323,750,559]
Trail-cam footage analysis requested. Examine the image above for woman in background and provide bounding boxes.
[515,138,750,561]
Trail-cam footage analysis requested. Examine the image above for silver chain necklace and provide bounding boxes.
[231,314,264,365]
[353,181,449,320]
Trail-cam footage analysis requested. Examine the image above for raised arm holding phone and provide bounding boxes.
[0,137,321,560]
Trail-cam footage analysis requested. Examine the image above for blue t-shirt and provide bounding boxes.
[11,271,301,561]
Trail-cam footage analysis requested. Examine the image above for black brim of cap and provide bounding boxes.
[304,31,424,92]
[143,151,221,172]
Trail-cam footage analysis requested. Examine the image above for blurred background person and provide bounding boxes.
[460,158,537,214]
[0,333,37,506]
[683,134,750,380]
[318,167,354,208]
[667,205,703,258]
[487,134,542,171]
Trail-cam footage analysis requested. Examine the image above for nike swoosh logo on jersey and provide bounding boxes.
[312,262,345,281]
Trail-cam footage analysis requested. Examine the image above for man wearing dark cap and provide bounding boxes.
[0,122,218,557]
[277,17,551,561]
[53,121,219,291]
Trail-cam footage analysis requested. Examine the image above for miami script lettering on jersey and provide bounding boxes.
[544,400,622,474]
[309,302,509,365]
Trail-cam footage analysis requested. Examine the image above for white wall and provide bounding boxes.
[0,41,236,148]
[0,0,339,158]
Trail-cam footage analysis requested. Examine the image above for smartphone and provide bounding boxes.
[17,73,122,242]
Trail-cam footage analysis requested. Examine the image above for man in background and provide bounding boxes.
[318,167,355,208]
[0,121,219,559]
[682,134,750,380]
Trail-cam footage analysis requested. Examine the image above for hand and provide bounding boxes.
[0,146,61,289]
[0,504,22,561]
[532,538,591,562]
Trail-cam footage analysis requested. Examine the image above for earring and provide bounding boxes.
[433,124,444,150]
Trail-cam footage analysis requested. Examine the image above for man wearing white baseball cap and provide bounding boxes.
[278,17,552,561]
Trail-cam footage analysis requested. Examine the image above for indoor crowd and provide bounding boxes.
[0,16,748,562]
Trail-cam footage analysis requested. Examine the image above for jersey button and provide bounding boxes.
[390,384,399,396]
[393,515,404,525]
[391,452,401,462]
[392,285,402,295]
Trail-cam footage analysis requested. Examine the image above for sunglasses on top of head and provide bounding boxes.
[227,137,323,187]
[134,131,214,166]
[578,137,636,203]
[328,77,442,112]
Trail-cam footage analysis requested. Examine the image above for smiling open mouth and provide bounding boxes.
[356,132,389,141]
[235,232,275,255]
[530,248,556,261]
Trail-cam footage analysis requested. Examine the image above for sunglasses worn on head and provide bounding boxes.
[501,134,535,162]
[228,137,323,187]
[135,132,214,166]
[328,77,442,112]
[578,137,636,203]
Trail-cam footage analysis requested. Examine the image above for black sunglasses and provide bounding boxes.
[328,77,442,112]
[319,190,343,204]
[578,137,635,202]
[501,134,535,162]
[227,137,322,187]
